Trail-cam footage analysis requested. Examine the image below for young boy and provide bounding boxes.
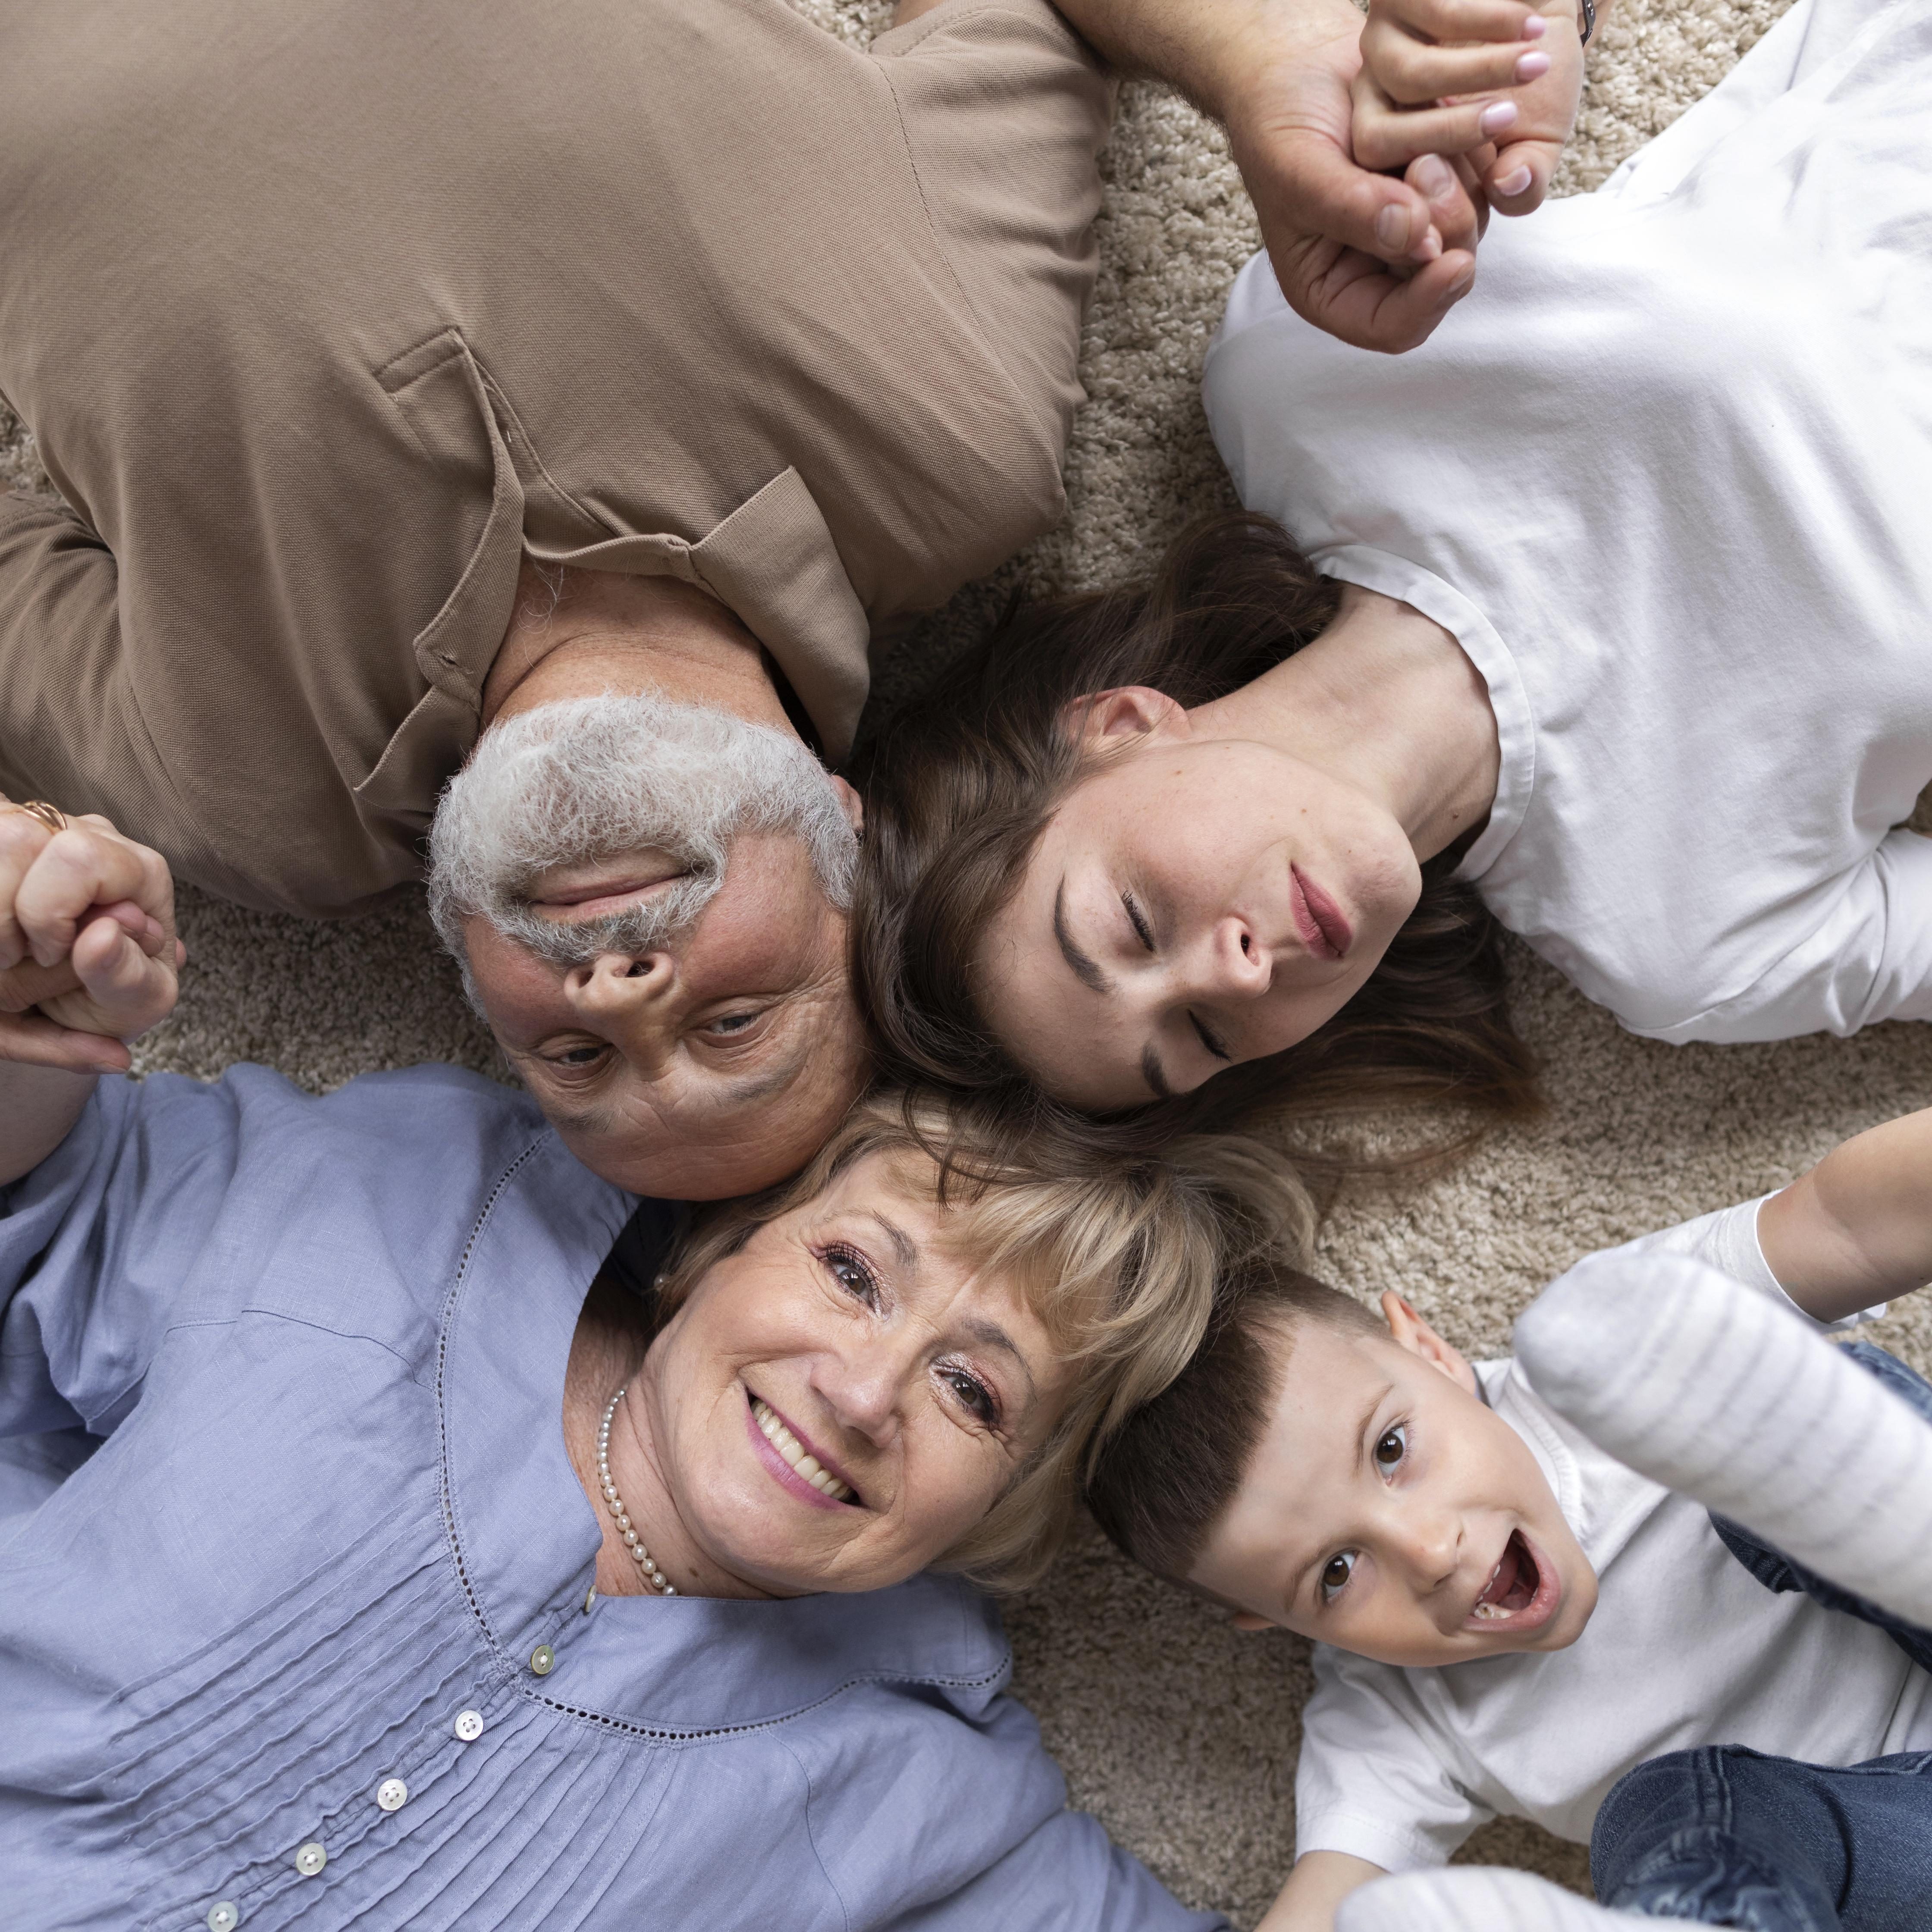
[1089,1108,1932,1932]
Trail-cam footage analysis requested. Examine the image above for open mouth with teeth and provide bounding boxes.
[749,1393,861,1508]
[1466,1529,1558,1634]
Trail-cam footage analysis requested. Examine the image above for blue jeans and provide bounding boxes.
[1589,1344,1932,1931]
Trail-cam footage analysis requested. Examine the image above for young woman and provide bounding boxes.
[856,0,1932,1140]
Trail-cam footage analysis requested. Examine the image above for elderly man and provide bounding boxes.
[0,0,1498,1198]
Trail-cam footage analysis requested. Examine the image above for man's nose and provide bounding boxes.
[567,951,682,1063]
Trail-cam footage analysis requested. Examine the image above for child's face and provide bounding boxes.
[1189,1295,1599,1668]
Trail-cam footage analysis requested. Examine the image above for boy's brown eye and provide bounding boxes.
[1320,1552,1356,1598]
[1374,1426,1407,1470]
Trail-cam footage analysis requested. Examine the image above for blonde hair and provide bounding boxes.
[654,1090,1312,1592]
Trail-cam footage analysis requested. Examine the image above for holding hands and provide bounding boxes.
[0,801,183,1072]
[1353,0,1587,217]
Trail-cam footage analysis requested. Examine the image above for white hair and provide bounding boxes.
[427,693,858,1007]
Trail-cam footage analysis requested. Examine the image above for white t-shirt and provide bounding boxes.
[1292,1201,1928,1872]
[1201,0,1932,1045]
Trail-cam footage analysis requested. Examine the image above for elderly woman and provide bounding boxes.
[854,0,1932,1142]
[0,812,1302,1932]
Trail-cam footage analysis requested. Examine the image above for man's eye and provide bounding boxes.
[1320,1551,1357,1601]
[1374,1425,1408,1473]
[551,1044,608,1067]
[704,1010,763,1038]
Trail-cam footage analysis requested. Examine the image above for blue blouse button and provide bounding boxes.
[376,1777,409,1813]
[294,1841,326,1877]
[207,1905,240,1932]
[529,1643,555,1676]
[454,1709,485,1742]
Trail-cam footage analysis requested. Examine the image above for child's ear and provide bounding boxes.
[1380,1291,1479,1396]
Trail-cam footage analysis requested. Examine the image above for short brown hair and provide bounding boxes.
[851,512,1541,1175]
[655,1089,1316,1593]
[1085,1260,1379,1582]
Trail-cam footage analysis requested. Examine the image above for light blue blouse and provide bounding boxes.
[0,1066,1219,1932]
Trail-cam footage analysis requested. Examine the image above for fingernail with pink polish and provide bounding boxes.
[1479,100,1519,135]
[1493,164,1534,196]
[1515,49,1550,79]
[1520,13,1547,34]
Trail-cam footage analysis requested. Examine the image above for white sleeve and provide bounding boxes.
[1293,1646,1490,1873]
[1608,1198,1886,1332]
[1638,829,1932,1045]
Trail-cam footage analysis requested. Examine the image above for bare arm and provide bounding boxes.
[0,805,182,1185]
[1755,1109,1932,1326]
[1256,1851,1389,1932]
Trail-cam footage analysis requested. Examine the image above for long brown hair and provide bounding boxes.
[850,512,1541,1170]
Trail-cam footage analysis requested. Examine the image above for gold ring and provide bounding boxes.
[9,801,69,834]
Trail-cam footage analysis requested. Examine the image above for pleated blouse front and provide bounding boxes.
[0,1066,1208,1932]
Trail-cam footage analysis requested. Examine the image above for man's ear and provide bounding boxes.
[829,774,864,835]
[1060,686,1190,749]
[1380,1291,1478,1396]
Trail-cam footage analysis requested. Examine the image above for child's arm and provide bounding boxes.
[1756,1108,1932,1324]
[1256,1852,1388,1932]
[1352,0,1588,216]
[0,803,182,1183]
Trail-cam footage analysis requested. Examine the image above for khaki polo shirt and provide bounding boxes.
[0,0,1108,917]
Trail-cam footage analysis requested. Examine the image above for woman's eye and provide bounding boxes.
[1374,1425,1408,1473]
[1121,890,1156,953]
[1320,1551,1357,1601]
[551,1044,608,1068]
[941,1365,998,1426]
[820,1244,878,1305]
[705,1010,762,1038]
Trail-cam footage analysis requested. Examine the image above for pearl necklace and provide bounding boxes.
[596,1386,676,1595]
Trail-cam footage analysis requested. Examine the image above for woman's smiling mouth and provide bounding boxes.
[1465,1529,1561,1635]
[747,1393,861,1509]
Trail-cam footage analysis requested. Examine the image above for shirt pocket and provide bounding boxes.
[351,329,529,849]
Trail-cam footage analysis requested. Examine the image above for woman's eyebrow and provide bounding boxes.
[960,1316,1037,1401]
[864,1212,919,1272]
[1052,878,1113,995]
[1139,1041,1172,1098]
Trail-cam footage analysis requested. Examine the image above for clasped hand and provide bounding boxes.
[1220,0,1585,353]
[0,803,183,1071]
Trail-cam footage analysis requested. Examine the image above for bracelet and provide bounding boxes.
[1578,0,1595,44]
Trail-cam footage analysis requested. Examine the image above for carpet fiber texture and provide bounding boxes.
[8,0,1925,1921]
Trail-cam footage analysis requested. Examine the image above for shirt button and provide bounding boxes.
[294,1841,327,1877]
[453,1709,485,1743]
[583,1585,597,1614]
[207,1906,241,1932]
[376,1777,408,1813]
[529,1643,555,1676]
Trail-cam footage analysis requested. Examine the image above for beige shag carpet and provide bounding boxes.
[9,0,1928,1919]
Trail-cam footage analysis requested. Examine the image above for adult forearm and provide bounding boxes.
[1758,1107,1932,1320]
[1054,0,1362,116]
[0,1062,94,1185]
